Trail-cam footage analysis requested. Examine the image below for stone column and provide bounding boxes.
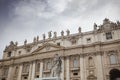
[84,56,87,80]
[39,60,43,78]
[7,66,13,80]
[31,61,35,80]
[80,55,84,80]
[96,53,104,80]
[18,64,23,80]
[28,62,32,80]
[66,56,70,80]
[61,57,64,80]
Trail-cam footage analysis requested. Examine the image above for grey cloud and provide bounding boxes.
[0,0,120,58]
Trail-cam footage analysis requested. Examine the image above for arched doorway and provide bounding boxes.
[2,78,6,80]
[109,69,120,80]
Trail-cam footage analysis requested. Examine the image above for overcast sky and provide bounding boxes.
[0,0,120,59]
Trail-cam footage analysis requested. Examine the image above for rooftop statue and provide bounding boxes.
[54,32,57,38]
[117,21,120,26]
[66,29,70,36]
[15,41,18,46]
[103,18,110,25]
[37,36,39,42]
[78,27,81,33]
[94,23,97,30]
[61,30,64,36]
[10,41,14,45]
[33,37,37,42]
[24,39,27,45]
[48,31,52,38]
[43,34,46,40]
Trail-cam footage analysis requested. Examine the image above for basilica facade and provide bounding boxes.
[0,18,120,80]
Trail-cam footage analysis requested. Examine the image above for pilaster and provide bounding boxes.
[18,64,23,80]
[28,62,32,80]
[80,55,84,80]
[96,53,104,80]
[7,65,13,80]
[84,55,87,80]
[61,57,64,80]
[66,56,70,80]
[39,60,43,78]
[31,61,35,80]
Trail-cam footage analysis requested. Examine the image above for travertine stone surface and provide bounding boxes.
[0,19,120,80]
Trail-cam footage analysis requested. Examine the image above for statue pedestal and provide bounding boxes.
[35,77,61,80]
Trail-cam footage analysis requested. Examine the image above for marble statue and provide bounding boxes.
[33,37,36,42]
[94,23,97,30]
[54,32,57,38]
[117,21,120,26]
[66,29,70,36]
[51,54,62,77]
[24,39,27,45]
[61,30,64,36]
[15,41,18,46]
[37,36,39,42]
[10,41,14,45]
[78,27,81,33]
[103,18,110,25]
[48,31,52,38]
[43,34,46,40]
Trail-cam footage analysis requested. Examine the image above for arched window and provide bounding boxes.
[14,66,19,79]
[35,63,40,72]
[47,62,51,70]
[109,69,120,80]
[3,67,9,76]
[106,32,112,40]
[73,58,78,67]
[109,54,117,64]
[24,64,29,73]
[88,57,94,67]
[15,66,19,74]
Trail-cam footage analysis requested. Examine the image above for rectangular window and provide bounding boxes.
[57,42,60,46]
[73,59,78,67]
[109,54,117,64]
[71,40,76,45]
[24,76,27,79]
[36,75,39,78]
[18,51,21,54]
[106,32,112,40]
[3,67,9,76]
[47,62,51,70]
[73,73,78,76]
[22,64,30,73]
[35,62,40,72]
[7,52,11,57]
[18,51,21,55]
[86,38,91,43]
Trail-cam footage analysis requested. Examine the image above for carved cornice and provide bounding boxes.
[1,39,119,61]
[4,18,120,52]
[5,29,119,52]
